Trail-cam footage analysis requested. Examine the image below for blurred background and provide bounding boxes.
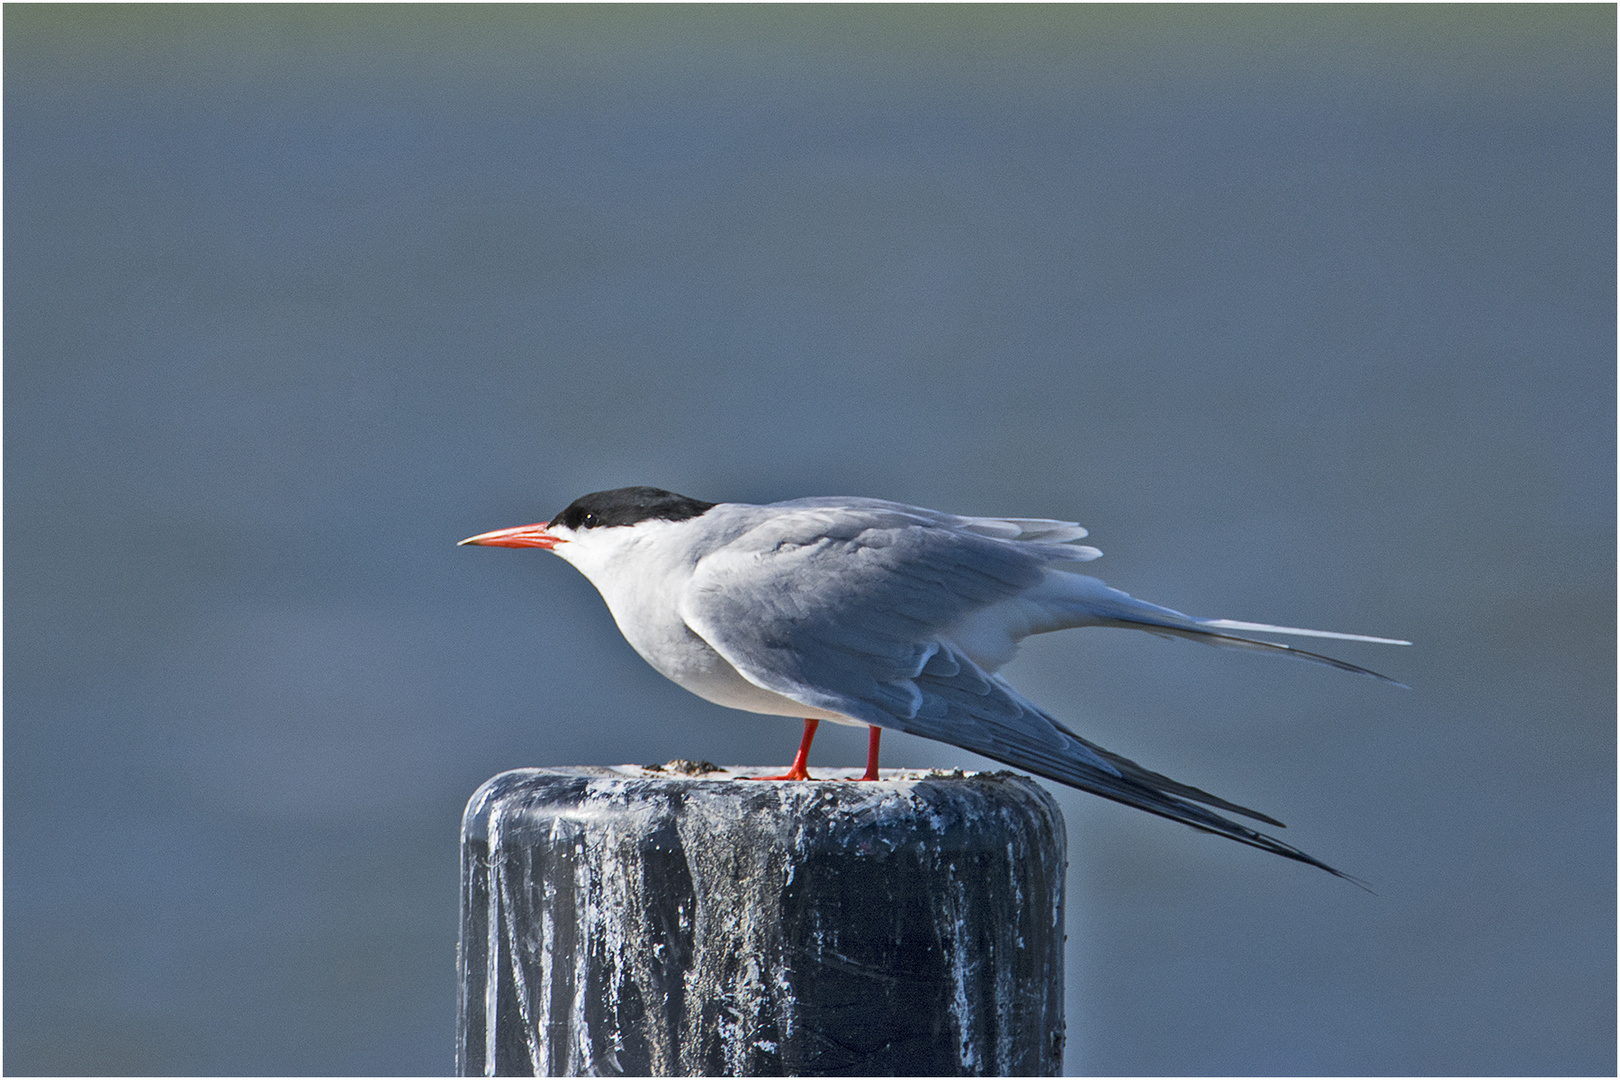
[6,6,1613,1075]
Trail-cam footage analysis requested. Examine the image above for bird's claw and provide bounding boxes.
[749,767,813,781]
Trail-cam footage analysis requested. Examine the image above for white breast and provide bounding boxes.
[550,513,853,723]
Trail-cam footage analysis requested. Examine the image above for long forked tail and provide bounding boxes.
[1058,575,1411,685]
[1133,620,1411,686]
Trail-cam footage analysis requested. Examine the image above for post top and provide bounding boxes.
[461,764,1063,846]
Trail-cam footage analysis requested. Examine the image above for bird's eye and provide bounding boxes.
[582,512,598,527]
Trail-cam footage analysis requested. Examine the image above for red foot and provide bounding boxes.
[855,725,882,781]
[752,765,813,781]
[749,719,819,781]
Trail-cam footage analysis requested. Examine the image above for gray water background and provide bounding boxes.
[6,7,1614,1074]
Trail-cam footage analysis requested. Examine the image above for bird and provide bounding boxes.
[460,486,1408,881]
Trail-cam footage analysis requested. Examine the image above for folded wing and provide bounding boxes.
[679,505,1360,881]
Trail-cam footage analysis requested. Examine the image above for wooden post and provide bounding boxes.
[456,765,1067,1077]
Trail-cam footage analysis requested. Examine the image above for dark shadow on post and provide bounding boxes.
[456,765,1067,1076]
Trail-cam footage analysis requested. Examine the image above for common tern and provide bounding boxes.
[461,486,1408,880]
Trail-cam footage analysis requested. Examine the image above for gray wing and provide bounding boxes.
[765,496,1103,558]
[680,505,1359,881]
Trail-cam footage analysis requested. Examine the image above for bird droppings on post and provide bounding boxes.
[641,759,724,776]
[456,767,1066,1077]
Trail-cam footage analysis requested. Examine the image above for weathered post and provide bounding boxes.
[456,764,1067,1077]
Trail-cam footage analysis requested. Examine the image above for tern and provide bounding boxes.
[461,486,1408,880]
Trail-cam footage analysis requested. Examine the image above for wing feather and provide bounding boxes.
[680,506,1360,883]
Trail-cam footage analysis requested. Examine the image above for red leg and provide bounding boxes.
[751,719,819,781]
[856,725,882,781]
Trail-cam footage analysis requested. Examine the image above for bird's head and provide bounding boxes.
[459,486,718,562]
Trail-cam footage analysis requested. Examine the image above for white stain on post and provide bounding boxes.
[456,765,1067,1076]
